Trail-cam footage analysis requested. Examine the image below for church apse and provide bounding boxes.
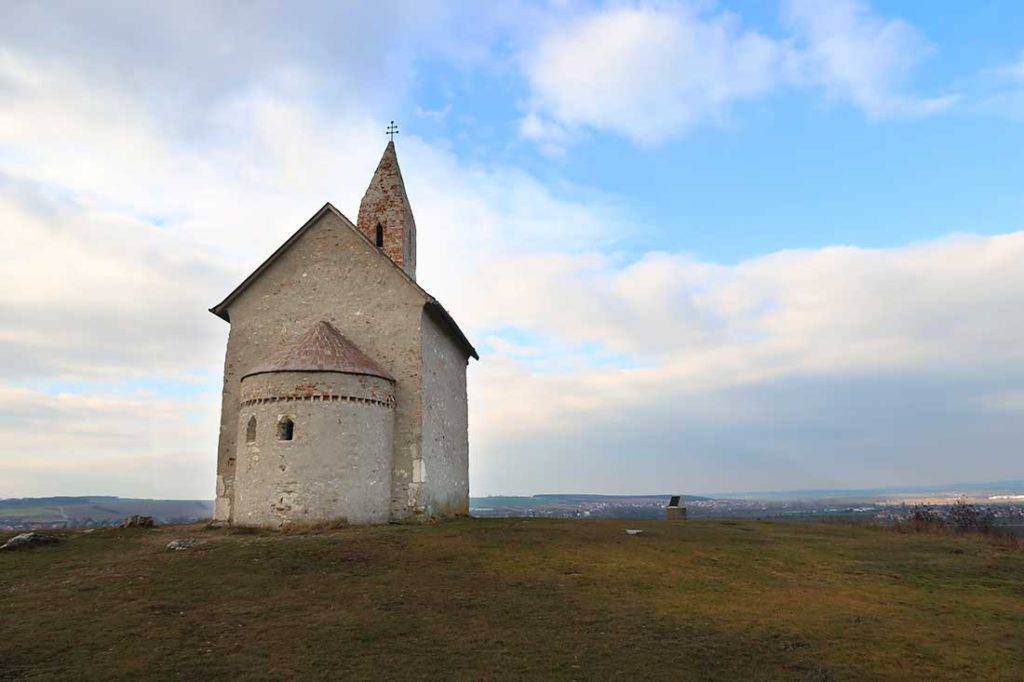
[233,321,396,527]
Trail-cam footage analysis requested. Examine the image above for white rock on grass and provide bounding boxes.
[625,529,644,536]
[0,532,61,551]
[166,538,205,551]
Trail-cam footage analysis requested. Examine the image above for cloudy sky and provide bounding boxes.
[2,0,1023,499]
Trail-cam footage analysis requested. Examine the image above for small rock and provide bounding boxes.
[625,529,643,536]
[1,532,61,551]
[166,538,204,551]
[120,515,156,528]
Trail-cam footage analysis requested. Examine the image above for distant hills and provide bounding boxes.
[0,494,704,528]
[4,481,1022,529]
[475,494,710,506]
[0,496,213,530]
[707,480,1024,501]
[470,494,710,519]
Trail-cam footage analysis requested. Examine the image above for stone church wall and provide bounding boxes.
[419,308,470,516]
[214,210,428,522]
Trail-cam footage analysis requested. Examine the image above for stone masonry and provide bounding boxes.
[356,140,416,279]
[209,142,476,526]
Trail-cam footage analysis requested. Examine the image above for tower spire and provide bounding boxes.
[357,138,417,280]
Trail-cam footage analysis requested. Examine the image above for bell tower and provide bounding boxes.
[357,139,417,280]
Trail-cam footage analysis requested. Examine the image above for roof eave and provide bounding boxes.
[240,368,395,383]
[425,300,479,361]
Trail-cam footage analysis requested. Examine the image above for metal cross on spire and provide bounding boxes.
[386,120,399,141]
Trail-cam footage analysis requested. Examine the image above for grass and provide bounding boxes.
[1,519,1022,680]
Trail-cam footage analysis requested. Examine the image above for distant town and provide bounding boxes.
[471,491,1024,535]
[4,482,1023,535]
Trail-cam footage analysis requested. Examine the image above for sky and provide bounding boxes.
[1,0,1023,499]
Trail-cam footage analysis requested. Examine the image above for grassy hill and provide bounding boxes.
[1,519,1022,679]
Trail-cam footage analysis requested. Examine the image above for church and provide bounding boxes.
[209,140,477,527]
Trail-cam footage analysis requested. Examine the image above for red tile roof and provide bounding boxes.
[242,321,394,382]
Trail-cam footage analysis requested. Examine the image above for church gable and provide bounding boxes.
[210,203,424,323]
[210,202,477,360]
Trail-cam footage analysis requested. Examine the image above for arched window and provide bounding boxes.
[375,223,384,248]
[277,416,294,441]
[245,416,257,444]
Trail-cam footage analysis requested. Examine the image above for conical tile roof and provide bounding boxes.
[242,321,394,381]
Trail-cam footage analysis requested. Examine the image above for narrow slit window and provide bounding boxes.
[277,416,294,441]
[246,416,257,444]
[375,223,384,247]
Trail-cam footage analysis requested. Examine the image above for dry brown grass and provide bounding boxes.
[1,518,1022,680]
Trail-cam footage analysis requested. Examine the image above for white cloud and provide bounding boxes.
[0,384,218,498]
[523,5,787,145]
[979,390,1024,414]
[0,2,1018,500]
[0,26,625,498]
[782,0,957,117]
[1001,50,1024,81]
[975,49,1024,119]
[519,111,574,157]
[522,0,955,146]
[466,232,1024,398]
[468,234,1024,494]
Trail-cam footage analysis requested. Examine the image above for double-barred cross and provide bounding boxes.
[386,120,399,141]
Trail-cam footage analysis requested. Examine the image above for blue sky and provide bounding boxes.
[405,1,1024,262]
[1,1,1023,498]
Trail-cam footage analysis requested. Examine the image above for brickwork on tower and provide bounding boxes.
[356,141,417,280]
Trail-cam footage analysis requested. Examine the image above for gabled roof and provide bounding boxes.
[242,320,393,381]
[209,203,478,360]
